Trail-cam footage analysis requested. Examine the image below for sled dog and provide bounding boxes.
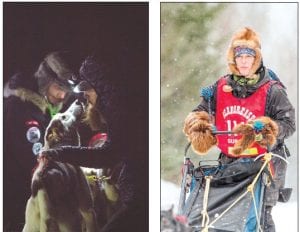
[23,100,98,232]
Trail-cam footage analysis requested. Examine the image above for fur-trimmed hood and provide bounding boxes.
[4,82,49,113]
[227,27,262,76]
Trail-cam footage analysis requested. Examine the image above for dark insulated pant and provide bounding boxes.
[262,157,287,232]
[264,156,287,206]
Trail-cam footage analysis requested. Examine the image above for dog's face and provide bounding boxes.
[44,100,84,149]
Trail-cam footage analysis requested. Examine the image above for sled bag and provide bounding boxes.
[184,158,265,232]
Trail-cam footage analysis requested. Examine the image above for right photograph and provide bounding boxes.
[161,3,298,232]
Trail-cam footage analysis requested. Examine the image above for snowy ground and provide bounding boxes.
[161,180,298,232]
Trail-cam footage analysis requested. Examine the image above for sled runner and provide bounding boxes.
[177,134,289,232]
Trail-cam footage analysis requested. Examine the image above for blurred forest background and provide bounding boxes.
[161,2,298,202]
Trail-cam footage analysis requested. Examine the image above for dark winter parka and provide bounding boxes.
[195,66,296,157]
[3,72,54,230]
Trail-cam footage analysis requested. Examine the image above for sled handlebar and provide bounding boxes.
[212,130,234,135]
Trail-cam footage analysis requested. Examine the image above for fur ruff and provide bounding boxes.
[4,83,49,113]
[183,111,217,155]
[227,27,262,76]
[231,116,278,156]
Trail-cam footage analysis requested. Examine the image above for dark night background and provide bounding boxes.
[3,2,149,83]
[3,1,149,225]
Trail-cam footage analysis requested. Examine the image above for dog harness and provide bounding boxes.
[215,77,272,157]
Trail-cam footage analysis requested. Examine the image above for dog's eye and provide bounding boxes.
[61,115,69,121]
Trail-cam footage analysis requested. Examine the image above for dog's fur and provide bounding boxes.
[231,116,278,155]
[183,111,217,155]
[23,100,98,232]
[161,205,192,232]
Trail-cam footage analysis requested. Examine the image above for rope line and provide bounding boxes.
[201,176,212,231]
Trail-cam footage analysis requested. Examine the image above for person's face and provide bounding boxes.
[235,54,255,77]
[84,89,98,106]
[82,88,104,131]
[46,82,68,105]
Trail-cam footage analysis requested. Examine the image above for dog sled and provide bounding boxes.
[177,137,290,232]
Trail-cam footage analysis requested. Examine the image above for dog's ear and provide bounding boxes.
[45,127,60,148]
[45,120,65,148]
[47,127,59,141]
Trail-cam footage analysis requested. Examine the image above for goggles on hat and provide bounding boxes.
[234,46,256,57]
[53,75,77,92]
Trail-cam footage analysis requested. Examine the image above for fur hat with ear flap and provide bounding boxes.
[227,27,262,76]
[34,51,79,95]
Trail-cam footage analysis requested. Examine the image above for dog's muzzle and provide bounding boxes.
[66,100,84,120]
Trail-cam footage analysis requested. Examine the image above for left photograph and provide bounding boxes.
[3,3,149,232]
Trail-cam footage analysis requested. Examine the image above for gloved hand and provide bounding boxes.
[231,116,278,155]
[183,111,217,155]
[249,116,278,147]
[231,123,256,155]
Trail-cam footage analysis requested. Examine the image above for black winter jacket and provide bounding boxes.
[194,67,296,156]
[3,73,53,230]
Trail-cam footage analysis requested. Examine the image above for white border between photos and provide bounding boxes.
[149,1,161,231]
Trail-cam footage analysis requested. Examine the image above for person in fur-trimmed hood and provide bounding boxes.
[183,27,295,232]
[3,51,78,231]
